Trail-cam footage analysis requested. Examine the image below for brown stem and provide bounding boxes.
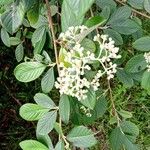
[115,0,150,19]
[45,0,60,73]
[107,80,120,126]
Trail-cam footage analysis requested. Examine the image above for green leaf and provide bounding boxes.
[116,69,134,88]
[81,38,96,53]
[85,16,104,28]
[141,71,150,92]
[10,37,21,45]
[22,0,37,11]
[15,43,24,62]
[110,121,139,150]
[61,0,95,31]
[32,26,46,47]
[0,0,13,5]
[67,126,97,148]
[19,103,49,121]
[100,6,111,21]
[37,111,57,135]
[108,6,132,24]
[1,28,10,47]
[118,109,133,119]
[34,93,56,109]
[55,140,65,150]
[54,122,63,136]
[125,54,147,73]
[41,68,55,93]
[127,0,144,9]
[111,19,140,35]
[1,2,25,34]
[133,36,150,51]
[19,140,48,150]
[80,89,96,110]
[36,133,54,149]
[59,94,70,124]
[27,2,39,25]
[104,29,123,45]
[34,31,46,54]
[96,0,116,12]
[14,62,46,82]
[144,0,150,14]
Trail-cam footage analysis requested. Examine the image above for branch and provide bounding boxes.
[115,0,150,19]
[45,0,60,73]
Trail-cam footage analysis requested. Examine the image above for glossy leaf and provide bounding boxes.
[19,103,49,121]
[14,62,46,82]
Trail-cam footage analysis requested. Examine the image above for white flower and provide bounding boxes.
[56,27,121,100]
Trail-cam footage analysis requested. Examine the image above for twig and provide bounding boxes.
[45,0,60,73]
[115,0,150,19]
[107,80,120,126]
[1,81,21,106]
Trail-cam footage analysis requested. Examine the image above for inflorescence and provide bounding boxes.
[55,25,121,100]
[144,52,150,72]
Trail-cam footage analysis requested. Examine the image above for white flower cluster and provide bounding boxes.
[55,26,121,100]
[144,52,150,72]
[80,106,92,117]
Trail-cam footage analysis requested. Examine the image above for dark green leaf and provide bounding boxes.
[125,54,147,73]
[117,69,134,88]
[104,29,123,45]
[127,0,144,9]
[111,19,140,35]
[141,71,150,92]
[133,36,150,51]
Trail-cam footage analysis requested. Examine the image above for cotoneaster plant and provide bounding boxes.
[0,0,150,149]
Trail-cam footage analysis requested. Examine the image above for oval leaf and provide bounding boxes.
[37,111,57,135]
[15,43,24,62]
[19,103,49,121]
[19,140,48,150]
[34,93,56,109]
[14,62,46,82]
[59,94,70,124]
[67,126,97,148]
